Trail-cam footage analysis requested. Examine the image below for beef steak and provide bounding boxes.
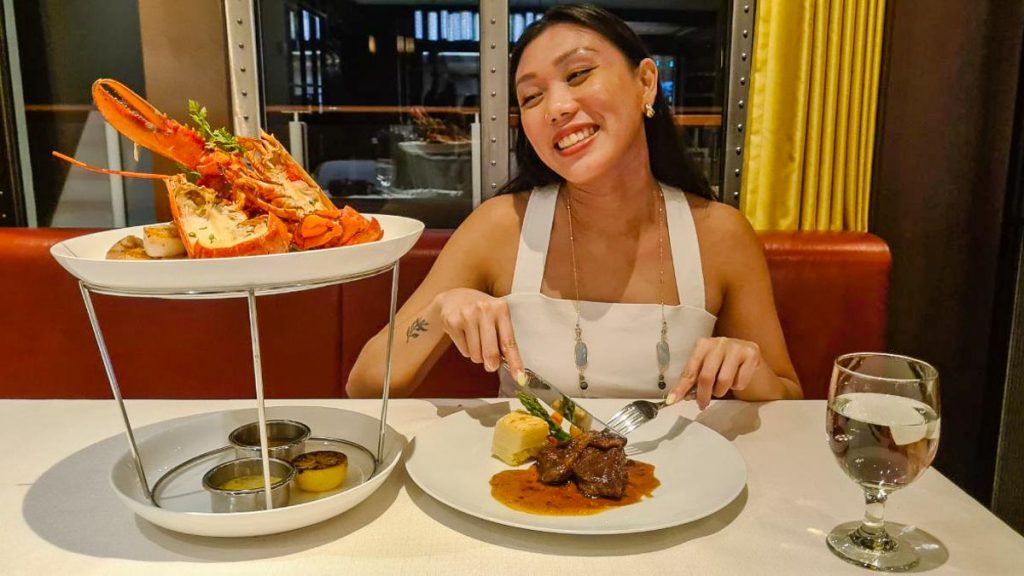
[534,431,630,498]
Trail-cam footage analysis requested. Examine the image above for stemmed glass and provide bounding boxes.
[826,352,941,571]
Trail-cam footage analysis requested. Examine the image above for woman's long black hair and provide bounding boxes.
[498,4,715,200]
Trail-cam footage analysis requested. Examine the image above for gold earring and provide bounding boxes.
[644,103,655,118]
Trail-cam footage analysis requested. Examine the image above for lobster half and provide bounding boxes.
[55,79,382,258]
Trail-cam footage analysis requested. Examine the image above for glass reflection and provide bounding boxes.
[12,0,153,227]
[260,0,483,228]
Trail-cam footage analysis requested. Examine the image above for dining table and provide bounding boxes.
[3,397,1023,575]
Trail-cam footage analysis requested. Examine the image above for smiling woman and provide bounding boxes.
[347,5,802,406]
[504,7,713,201]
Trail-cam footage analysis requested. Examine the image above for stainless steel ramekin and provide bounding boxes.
[228,419,310,462]
[201,457,295,513]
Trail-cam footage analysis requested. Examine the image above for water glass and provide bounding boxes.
[826,352,940,571]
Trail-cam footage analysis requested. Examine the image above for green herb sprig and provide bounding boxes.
[516,392,570,442]
[175,163,201,182]
[188,100,243,153]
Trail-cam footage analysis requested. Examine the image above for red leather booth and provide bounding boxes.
[0,228,890,400]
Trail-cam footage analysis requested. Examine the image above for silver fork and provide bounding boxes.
[605,388,696,436]
[605,399,666,436]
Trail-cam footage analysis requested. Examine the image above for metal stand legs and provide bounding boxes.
[79,282,151,502]
[246,288,274,509]
[77,260,401,508]
[378,260,399,462]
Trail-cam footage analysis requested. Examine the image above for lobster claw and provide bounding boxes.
[92,78,207,169]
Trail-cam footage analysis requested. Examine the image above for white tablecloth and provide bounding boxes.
[2,399,1022,575]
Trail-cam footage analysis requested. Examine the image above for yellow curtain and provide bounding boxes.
[740,0,886,231]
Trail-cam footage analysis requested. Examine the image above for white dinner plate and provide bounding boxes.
[50,214,423,295]
[110,406,403,537]
[406,403,747,535]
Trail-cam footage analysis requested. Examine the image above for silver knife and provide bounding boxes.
[501,362,617,436]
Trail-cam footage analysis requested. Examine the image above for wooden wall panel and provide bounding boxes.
[137,1,231,220]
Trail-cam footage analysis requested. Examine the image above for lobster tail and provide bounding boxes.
[165,175,291,258]
[292,207,383,250]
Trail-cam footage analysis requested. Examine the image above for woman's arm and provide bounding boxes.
[346,196,523,398]
[669,203,802,407]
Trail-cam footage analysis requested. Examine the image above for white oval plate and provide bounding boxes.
[110,406,403,537]
[407,404,746,535]
[50,214,423,294]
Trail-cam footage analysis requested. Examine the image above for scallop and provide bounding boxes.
[142,223,187,258]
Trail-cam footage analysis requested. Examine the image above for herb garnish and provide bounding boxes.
[176,162,201,182]
[188,100,243,153]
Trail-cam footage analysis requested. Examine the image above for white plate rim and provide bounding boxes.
[49,214,424,294]
[406,406,747,535]
[108,406,404,536]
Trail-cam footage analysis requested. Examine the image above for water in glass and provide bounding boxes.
[825,352,941,572]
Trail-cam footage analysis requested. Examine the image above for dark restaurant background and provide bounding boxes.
[870,0,1024,525]
[0,0,1021,533]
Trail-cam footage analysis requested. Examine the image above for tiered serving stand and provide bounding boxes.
[50,215,424,537]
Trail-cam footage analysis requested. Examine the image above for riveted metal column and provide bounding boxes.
[479,0,509,201]
[104,125,126,227]
[224,0,262,136]
[723,1,757,207]
[2,0,34,226]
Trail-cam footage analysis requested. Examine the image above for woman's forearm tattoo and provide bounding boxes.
[406,317,429,342]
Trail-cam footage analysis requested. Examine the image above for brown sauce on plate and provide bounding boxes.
[490,461,659,515]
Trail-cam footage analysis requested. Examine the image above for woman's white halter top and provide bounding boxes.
[501,183,717,398]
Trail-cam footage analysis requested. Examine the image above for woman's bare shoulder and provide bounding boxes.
[685,194,764,271]
[451,191,529,241]
[439,191,530,276]
[686,194,754,236]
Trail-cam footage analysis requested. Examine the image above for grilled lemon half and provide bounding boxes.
[292,450,348,492]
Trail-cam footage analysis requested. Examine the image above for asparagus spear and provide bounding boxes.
[517,391,571,442]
